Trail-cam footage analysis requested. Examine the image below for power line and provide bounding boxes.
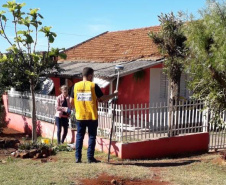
[58,32,93,37]
[4,26,93,37]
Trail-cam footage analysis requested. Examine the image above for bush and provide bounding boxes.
[52,145,73,152]
[18,142,50,150]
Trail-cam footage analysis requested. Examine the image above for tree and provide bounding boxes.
[149,12,187,136]
[0,52,30,92]
[184,0,226,119]
[0,1,66,142]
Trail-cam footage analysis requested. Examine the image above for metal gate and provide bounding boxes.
[208,111,226,151]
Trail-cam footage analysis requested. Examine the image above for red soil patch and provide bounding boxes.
[0,127,26,160]
[209,150,226,165]
[0,127,27,141]
[212,156,226,165]
[219,150,226,160]
[80,174,169,185]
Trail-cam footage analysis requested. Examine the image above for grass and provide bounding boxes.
[162,154,226,185]
[0,148,153,185]
[1,146,226,185]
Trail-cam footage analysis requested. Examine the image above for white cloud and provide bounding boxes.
[85,17,112,34]
[87,24,110,33]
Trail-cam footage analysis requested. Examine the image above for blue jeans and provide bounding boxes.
[55,117,69,144]
[75,120,98,160]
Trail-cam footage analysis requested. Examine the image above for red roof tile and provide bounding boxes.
[63,26,163,63]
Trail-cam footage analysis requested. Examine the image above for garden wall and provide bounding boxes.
[3,94,209,159]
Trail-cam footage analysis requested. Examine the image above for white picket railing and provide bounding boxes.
[7,90,225,147]
[7,90,56,123]
[208,110,226,150]
[97,100,209,142]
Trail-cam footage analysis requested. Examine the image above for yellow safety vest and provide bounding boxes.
[74,81,98,120]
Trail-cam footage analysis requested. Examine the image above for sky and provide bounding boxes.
[0,0,207,52]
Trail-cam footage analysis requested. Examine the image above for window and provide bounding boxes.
[160,71,188,99]
[159,71,168,99]
[60,78,65,86]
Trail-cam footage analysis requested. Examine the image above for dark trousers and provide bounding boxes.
[75,120,98,160]
[55,117,69,144]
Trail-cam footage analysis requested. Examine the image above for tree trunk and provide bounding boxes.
[168,77,180,137]
[30,78,37,142]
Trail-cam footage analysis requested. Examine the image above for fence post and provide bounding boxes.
[203,104,209,133]
[120,104,124,142]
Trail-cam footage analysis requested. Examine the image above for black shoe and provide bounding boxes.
[76,159,82,163]
[87,158,101,163]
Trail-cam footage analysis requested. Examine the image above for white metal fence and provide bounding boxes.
[7,90,56,123]
[97,100,208,142]
[208,110,226,150]
[7,90,226,149]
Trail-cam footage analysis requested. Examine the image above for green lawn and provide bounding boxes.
[0,148,153,185]
[0,148,226,185]
[163,153,226,185]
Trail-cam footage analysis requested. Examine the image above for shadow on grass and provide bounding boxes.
[109,159,201,167]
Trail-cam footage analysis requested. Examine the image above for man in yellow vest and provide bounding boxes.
[70,67,118,163]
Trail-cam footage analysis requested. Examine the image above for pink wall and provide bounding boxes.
[121,133,209,159]
[117,64,163,105]
[117,68,150,104]
[50,77,61,96]
[101,86,109,95]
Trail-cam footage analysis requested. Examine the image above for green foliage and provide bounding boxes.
[133,70,145,82]
[184,0,226,112]
[18,141,51,151]
[0,53,30,91]
[0,1,65,92]
[149,12,187,82]
[149,12,187,108]
[40,26,57,43]
[0,0,67,142]
[49,48,67,60]
[52,145,73,152]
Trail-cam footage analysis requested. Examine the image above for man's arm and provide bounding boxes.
[99,92,118,102]
[70,85,75,108]
[70,98,74,108]
[95,84,118,102]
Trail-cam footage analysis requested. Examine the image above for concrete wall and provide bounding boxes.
[121,133,209,159]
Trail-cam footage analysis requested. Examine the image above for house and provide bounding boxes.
[3,26,211,160]
[49,26,190,104]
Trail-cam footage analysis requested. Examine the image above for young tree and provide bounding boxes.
[184,0,226,119]
[0,52,30,92]
[149,12,187,136]
[0,1,66,142]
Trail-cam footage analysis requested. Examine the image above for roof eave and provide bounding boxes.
[107,59,165,78]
